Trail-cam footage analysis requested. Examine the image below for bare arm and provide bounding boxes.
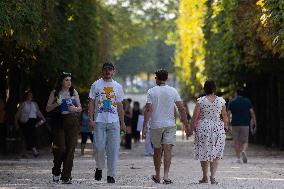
[144,103,152,124]
[142,103,152,139]
[250,108,257,127]
[221,105,229,130]
[227,110,231,123]
[191,103,201,130]
[176,101,192,136]
[14,103,24,128]
[175,101,189,125]
[46,90,59,112]
[227,110,232,130]
[117,102,126,132]
[88,98,95,130]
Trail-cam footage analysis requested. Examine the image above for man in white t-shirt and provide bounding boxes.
[142,69,192,184]
[88,61,126,184]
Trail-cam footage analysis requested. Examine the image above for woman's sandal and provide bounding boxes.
[199,177,208,183]
[210,176,218,185]
[151,175,160,183]
[163,178,173,184]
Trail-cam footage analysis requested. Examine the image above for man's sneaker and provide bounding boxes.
[236,158,242,164]
[61,178,72,184]
[95,168,102,181]
[52,175,60,183]
[32,148,39,157]
[107,176,115,183]
[241,151,248,163]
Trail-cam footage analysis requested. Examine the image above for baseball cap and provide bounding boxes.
[102,61,115,70]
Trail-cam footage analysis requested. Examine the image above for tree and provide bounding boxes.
[175,0,207,99]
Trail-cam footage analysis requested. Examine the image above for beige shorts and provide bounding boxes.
[232,126,249,143]
[150,126,176,148]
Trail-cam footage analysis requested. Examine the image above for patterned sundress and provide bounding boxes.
[194,96,226,161]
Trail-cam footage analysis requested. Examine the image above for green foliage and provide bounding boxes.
[38,0,102,90]
[204,0,242,89]
[176,0,283,99]
[175,0,207,99]
[256,0,284,57]
[0,0,113,110]
[106,0,178,78]
[116,40,175,78]
[0,0,52,49]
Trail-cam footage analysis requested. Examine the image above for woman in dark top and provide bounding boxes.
[131,101,141,146]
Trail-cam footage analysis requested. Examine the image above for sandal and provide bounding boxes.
[151,175,160,183]
[163,178,173,184]
[210,176,218,185]
[199,177,208,183]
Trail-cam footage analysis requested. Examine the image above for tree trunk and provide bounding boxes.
[0,56,7,101]
[278,74,284,149]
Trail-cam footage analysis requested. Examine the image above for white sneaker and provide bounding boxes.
[52,175,60,183]
[32,148,39,157]
[236,158,242,164]
[241,151,247,163]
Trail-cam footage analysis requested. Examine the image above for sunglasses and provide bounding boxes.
[62,72,72,76]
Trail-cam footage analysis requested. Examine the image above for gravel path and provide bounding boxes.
[1,132,284,189]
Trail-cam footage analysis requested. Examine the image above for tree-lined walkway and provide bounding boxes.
[1,133,284,189]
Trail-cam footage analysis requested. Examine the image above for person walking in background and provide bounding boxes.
[191,79,228,184]
[136,105,153,156]
[80,102,93,156]
[15,90,46,157]
[132,101,141,147]
[142,69,191,184]
[46,72,82,184]
[123,98,132,149]
[228,87,257,164]
[88,61,126,184]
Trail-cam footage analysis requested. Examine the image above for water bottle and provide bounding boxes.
[66,98,73,106]
[35,120,45,128]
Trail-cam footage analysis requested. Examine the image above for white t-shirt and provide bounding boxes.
[146,85,181,129]
[89,78,124,123]
[22,101,38,119]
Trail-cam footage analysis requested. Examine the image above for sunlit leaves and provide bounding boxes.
[256,0,284,57]
[0,0,50,49]
[176,0,284,100]
[175,0,207,99]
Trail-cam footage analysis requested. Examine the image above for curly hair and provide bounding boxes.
[155,69,168,81]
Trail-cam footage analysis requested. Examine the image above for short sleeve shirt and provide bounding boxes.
[228,96,252,126]
[146,85,181,129]
[89,79,124,123]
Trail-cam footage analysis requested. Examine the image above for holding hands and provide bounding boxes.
[185,123,193,137]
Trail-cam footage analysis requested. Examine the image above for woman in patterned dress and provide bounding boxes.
[191,80,228,184]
